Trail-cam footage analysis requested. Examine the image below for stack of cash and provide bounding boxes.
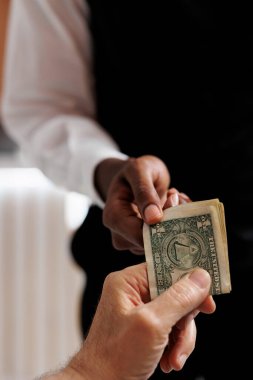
[143,199,231,299]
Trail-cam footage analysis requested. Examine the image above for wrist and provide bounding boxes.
[66,349,90,380]
[94,157,129,202]
[68,345,118,380]
[41,365,85,380]
[60,366,86,380]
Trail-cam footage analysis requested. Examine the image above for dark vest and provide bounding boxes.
[85,0,253,225]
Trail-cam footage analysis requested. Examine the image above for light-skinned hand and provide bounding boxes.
[61,264,215,380]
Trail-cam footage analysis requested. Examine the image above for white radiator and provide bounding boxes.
[0,168,88,380]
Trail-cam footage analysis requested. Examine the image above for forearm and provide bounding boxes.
[41,368,82,380]
[38,355,86,380]
[40,367,84,380]
[41,351,114,380]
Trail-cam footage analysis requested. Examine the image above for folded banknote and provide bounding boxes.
[143,199,231,299]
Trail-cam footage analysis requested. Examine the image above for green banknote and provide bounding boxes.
[143,199,231,299]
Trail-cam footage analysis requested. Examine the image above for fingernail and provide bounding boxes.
[144,204,162,222]
[170,193,179,207]
[178,354,187,369]
[189,268,210,289]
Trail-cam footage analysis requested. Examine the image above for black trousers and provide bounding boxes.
[71,206,253,379]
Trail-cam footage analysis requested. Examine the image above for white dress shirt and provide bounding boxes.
[1,0,127,207]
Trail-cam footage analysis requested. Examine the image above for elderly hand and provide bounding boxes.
[67,263,215,380]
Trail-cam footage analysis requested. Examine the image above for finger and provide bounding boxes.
[163,192,180,208]
[166,187,179,196]
[198,295,216,314]
[180,192,191,202]
[160,295,215,374]
[111,232,144,255]
[160,319,196,373]
[175,309,199,330]
[178,196,189,205]
[103,196,144,247]
[111,263,151,305]
[163,189,191,209]
[123,156,170,224]
[175,295,216,331]
[145,268,211,330]
[103,156,169,246]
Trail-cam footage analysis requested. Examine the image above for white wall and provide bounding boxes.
[0,156,89,380]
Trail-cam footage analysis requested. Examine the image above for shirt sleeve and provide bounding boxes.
[1,0,127,207]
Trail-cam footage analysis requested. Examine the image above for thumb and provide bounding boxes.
[146,269,211,330]
[124,155,170,224]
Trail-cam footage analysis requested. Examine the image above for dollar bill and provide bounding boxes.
[143,199,231,299]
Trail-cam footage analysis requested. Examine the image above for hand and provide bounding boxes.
[96,156,190,254]
[68,264,215,380]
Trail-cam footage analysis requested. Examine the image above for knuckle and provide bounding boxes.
[125,157,145,177]
[134,183,151,199]
[169,282,195,310]
[103,271,119,291]
[133,308,161,338]
[104,271,117,285]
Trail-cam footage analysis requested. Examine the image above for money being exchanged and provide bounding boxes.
[143,199,231,300]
